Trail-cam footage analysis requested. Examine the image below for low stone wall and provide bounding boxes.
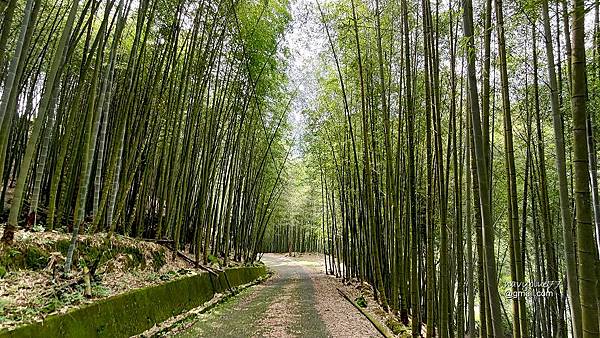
[1,265,267,338]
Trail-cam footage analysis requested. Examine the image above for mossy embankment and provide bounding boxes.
[0,230,265,337]
[1,265,267,338]
[0,231,185,330]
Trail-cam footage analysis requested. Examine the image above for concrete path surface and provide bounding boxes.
[175,253,380,338]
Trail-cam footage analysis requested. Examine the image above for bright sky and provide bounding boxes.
[283,0,328,158]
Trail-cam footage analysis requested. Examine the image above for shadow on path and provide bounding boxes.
[176,254,330,338]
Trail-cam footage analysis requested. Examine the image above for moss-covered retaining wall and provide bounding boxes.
[1,266,267,338]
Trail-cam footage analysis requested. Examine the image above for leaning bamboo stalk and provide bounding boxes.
[337,288,394,338]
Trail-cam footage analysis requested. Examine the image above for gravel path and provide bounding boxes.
[175,253,380,338]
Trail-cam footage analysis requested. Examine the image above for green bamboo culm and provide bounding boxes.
[571,0,600,336]
[0,0,42,243]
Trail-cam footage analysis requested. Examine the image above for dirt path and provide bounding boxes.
[174,253,380,338]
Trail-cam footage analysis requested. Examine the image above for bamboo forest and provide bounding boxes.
[0,0,599,337]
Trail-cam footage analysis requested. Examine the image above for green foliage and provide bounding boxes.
[265,158,323,253]
[151,249,166,272]
[123,247,145,269]
[55,239,71,254]
[40,297,62,315]
[207,254,221,266]
[0,298,6,314]
[24,246,49,270]
[0,246,50,271]
[55,239,147,270]
[236,0,291,97]
[354,295,367,308]
[92,284,111,298]
[32,224,44,232]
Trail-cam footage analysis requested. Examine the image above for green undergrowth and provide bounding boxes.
[354,295,367,308]
[0,246,50,273]
[207,254,220,266]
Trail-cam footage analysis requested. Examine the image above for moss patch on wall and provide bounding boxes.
[0,266,266,338]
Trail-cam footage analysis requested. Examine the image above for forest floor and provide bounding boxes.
[0,228,223,331]
[155,253,410,338]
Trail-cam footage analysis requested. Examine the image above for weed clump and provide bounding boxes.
[151,249,166,271]
[354,295,367,308]
[0,246,50,272]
